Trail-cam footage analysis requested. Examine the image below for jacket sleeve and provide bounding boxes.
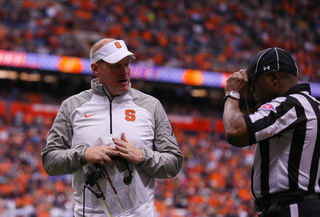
[41,100,87,176]
[138,100,183,178]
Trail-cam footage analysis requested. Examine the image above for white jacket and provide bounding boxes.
[41,78,183,216]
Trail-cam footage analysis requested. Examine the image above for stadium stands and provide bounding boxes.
[0,0,319,81]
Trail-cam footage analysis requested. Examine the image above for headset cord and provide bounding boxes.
[83,185,86,217]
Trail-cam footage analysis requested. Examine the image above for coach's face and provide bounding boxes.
[92,57,131,96]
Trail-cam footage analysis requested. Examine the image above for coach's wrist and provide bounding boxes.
[80,146,88,165]
[136,148,146,166]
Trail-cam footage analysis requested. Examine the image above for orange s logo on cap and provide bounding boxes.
[114,42,122,49]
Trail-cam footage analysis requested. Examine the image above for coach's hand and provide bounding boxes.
[112,132,144,165]
[84,145,118,167]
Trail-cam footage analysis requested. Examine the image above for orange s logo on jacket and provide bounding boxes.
[125,109,136,121]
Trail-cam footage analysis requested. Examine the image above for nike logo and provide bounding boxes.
[84,113,96,118]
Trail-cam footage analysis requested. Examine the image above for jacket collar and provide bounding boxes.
[90,78,131,100]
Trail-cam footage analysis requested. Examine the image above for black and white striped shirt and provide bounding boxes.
[244,83,320,198]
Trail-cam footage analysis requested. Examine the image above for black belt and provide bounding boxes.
[254,190,320,215]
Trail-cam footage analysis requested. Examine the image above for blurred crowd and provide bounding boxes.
[155,130,255,217]
[0,0,319,81]
[0,98,256,217]
[0,111,74,217]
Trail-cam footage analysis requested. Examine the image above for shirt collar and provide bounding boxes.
[282,83,311,96]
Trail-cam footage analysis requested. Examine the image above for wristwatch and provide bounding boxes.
[223,91,241,102]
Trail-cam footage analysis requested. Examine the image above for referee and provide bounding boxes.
[223,47,320,217]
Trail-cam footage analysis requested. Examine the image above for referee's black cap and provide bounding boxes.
[247,47,298,83]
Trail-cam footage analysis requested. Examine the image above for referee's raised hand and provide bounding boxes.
[225,69,250,97]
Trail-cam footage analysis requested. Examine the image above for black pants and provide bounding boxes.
[255,191,320,217]
[277,198,320,217]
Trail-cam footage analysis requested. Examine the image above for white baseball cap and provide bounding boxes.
[90,40,136,64]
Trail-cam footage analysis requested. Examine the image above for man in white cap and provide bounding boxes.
[41,38,183,216]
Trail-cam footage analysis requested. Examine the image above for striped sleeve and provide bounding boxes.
[246,96,307,143]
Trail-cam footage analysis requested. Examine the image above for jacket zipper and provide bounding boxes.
[102,87,113,135]
[109,99,112,134]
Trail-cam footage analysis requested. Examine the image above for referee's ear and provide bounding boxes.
[269,70,296,96]
[268,70,280,86]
